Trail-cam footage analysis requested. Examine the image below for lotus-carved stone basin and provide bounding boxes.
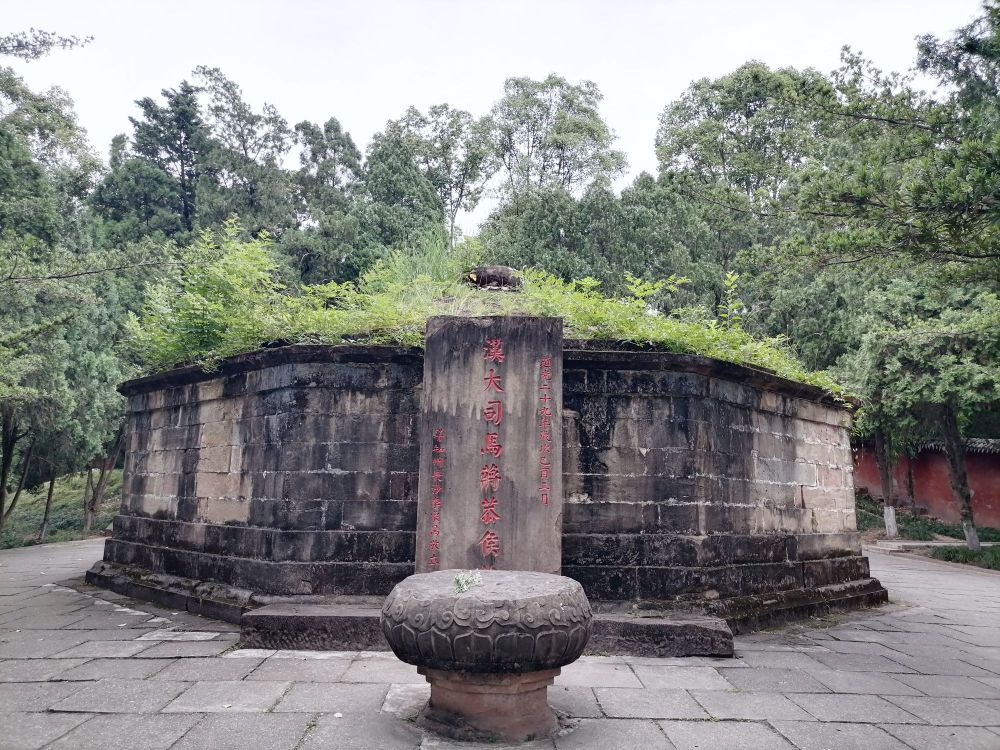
[380,570,593,742]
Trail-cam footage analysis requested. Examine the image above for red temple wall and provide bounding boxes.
[853,447,1000,528]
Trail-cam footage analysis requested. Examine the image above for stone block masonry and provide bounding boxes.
[104,345,422,597]
[90,342,886,629]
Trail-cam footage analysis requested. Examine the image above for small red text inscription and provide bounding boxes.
[427,427,446,567]
[538,355,554,505]
[483,338,506,364]
[479,336,506,567]
[483,369,504,393]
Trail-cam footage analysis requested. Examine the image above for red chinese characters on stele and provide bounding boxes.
[478,337,505,568]
[427,427,445,567]
[538,356,553,506]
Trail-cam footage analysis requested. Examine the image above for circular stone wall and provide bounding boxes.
[88,343,885,626]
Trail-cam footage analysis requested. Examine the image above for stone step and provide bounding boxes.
[239,602,734,658]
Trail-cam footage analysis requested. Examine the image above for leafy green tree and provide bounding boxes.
[655,62,831,308]
[487,74,627,198]
[294,117,362,214]
[128,221,288,370]
[92,81,209,241]
[0,29,91,60]
[656,62,826,202]
[791,46,991,271]
[393,104,493,246]
[91,134,186,243]
[480,173,715,304]
[364,127,444,250]
[1,66,130,538]
[840,281,1000,549]
[193,67,296,237]
[278,117,367,283]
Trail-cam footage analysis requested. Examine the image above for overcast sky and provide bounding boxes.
[5,0,985,230]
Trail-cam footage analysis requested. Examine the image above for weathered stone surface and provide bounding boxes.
[381,570,591,673]
[415,316,563,574]
[587,613,734,658]
[242,603,387,650]
[94,341,887,634]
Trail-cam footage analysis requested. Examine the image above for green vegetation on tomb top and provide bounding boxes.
[128,223,844,395]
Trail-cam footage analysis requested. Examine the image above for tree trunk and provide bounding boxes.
[82,468,94,534]
[37,475,56,544]
[939,404,981,551]
[873,429,896,537]
[85,431,124,535]
[905,451,916,504]
[3,436,35,525]
[0,406,18,535]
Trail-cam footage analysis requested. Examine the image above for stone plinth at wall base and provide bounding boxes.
[86,559,251,624]
[588,613,734,657]
[240,602,388,650]
[417,667,560,743]
[705,578,890,635]
[240,601,735,657]
[88,558,885,652]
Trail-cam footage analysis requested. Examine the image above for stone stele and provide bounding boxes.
[415,315,563,575]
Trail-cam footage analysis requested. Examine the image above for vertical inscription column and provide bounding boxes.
[416,316,563,574]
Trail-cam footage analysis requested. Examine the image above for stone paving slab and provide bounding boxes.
[151,655,264,681]
[4,542,1000,747]
[170,713,315,750]
[50,678,189,713]
[801,667,923,695]
[0,681,87,712]
[55,656,173,681]
[3,712,93,750]
[245,656,352,682]
[273,681,389,713]
[660,719,795,748]
[0,657,89,682]
[688,690,815,721]
[883,695,1000,725]
[631,664,732,690]
[786,692,925,724]
[594,688,708,719]
[554,718,674,749]
[880,724,1000,749]
[162,680,290,713]
[772,720,911,750]
[47,713,202,750]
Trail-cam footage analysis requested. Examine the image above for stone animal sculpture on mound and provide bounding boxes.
[466,265,521,290]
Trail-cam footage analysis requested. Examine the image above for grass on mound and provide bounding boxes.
[930,545,1000,571]
[0,471,121,550]
[127,224,845,395]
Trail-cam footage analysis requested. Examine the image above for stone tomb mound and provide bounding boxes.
[88,320,887,656]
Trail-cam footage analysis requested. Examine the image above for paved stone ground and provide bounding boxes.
[2,541,1000,749]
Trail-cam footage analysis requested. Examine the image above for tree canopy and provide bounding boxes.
[2,6,1000,547]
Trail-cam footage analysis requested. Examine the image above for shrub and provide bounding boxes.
[930,545,1000,570]
[854,492,1000,542]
